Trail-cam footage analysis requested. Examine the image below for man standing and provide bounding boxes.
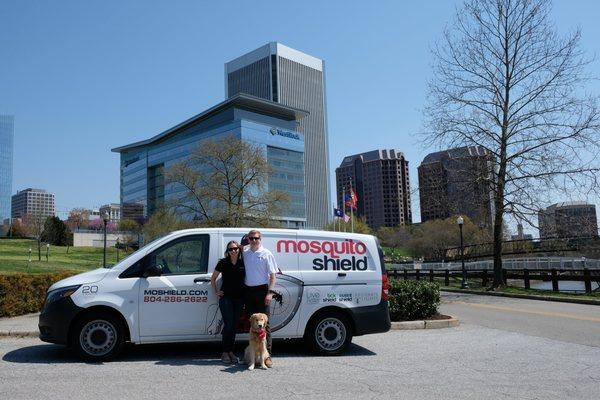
[243,229,277,368]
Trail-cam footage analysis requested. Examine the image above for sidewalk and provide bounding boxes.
[0,313,39,337]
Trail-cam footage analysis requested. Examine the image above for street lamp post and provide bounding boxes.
[457,216,468,289]
[102,211,109,268]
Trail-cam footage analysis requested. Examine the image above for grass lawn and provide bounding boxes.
[0,239,133,274]
[383,247,412,259]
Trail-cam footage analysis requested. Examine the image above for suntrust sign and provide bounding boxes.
[276,239,368,271]
[270,127,301,140]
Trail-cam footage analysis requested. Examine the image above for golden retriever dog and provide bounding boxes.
[244,313,269,370]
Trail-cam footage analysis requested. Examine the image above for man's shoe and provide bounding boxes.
[264,357,273,368]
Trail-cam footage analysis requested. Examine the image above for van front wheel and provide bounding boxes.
[305,311,352,355]
[71,311,125,362]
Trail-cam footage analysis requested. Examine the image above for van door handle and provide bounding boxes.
[194,277,211,283]
[337,273,347,277]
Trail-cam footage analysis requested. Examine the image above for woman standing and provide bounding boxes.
[211,240,245,363]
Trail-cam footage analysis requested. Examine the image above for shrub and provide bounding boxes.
[0,272,76,317]
[388,279,441,321]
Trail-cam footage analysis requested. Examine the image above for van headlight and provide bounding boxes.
[44,285,81,307]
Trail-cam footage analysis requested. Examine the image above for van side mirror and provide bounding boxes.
[142,264,162,278]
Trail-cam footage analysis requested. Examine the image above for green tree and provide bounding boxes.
[324,215,372,235]
[142,208,194,243]
[407,216,487,260]
[41,216,70,246]
[165,136,290,227]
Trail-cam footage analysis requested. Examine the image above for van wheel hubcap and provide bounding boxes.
[315,318,346,351]
[80,320,116,356]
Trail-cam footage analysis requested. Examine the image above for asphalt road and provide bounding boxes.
[440,292,600,348]
[1,294,599,399]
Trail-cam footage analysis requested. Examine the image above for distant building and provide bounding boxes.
[335,149,412,230]
[11,188,55,219]
[121,203,145,224]
[538,202,598,239]
[225,42,330,228]
[418,146,495,227]
[0,115,14,227]
[99,203,121,222]
[511,223,533,240]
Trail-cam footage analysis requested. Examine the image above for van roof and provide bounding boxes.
[166,227,375,241]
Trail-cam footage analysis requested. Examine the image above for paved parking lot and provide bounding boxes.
[2,322,599,400]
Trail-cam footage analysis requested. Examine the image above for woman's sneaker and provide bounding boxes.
[221,353,232,364]
[228,352,238,364]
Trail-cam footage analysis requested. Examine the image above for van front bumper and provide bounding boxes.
[38,297,83,345]
[349,300,391,336]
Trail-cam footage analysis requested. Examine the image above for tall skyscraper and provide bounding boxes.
[336,149,412,230]
[418,146,495,227]
[0,115,14,225]
[225,42,330,228]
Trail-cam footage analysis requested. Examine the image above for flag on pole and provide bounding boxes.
[333,208,343,218]
[344,188,358,210]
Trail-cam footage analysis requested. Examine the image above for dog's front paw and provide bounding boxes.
[260,364,267,370]
[248,364,255,371]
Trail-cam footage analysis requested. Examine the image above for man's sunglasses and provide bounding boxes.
[248,236,261,241]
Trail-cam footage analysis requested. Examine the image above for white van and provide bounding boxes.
[39,228,390,361]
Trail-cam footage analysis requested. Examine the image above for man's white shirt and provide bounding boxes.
[244,246,278,286]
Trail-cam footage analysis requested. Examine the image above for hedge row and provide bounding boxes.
[0,272,75,317]
[388,279,440,321]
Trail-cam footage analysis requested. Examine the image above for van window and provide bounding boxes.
[150,234,209,275]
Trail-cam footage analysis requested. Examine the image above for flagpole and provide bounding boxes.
[332,203,337,232]
[350,179,355,233]
[343,186,347,233]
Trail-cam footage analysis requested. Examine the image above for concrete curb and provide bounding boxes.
[0,330,38,338]
[0,318,462,337]
[441,288,600,306]
[390,316,459,330]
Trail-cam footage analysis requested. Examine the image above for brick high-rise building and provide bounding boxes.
[538,202,598,239]
[418,146,494,227]
[336,149,411,230]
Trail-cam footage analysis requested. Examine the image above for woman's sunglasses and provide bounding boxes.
[227,247,239,252]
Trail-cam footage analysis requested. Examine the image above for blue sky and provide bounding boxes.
[2,0,599,228]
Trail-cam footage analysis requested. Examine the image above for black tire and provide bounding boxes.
[70,311,125,362]
[305,311,353,356]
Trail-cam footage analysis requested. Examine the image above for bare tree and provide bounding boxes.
[424,0,600,287]
[66,208,90,231]
[165,136,290,227]
[22,212,48,261]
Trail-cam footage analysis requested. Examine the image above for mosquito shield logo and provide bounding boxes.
[276,239,369,271]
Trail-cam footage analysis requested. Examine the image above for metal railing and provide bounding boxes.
[388,257,600,271]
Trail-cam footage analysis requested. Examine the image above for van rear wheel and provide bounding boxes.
[305,311,352,355]
[71,311,125,362]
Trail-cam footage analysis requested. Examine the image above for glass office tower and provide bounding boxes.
[0,115,14,226]
[225,42,331,228]
[112,94,308,228]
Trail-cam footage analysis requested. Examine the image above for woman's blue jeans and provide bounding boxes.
[219,296,243,352]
